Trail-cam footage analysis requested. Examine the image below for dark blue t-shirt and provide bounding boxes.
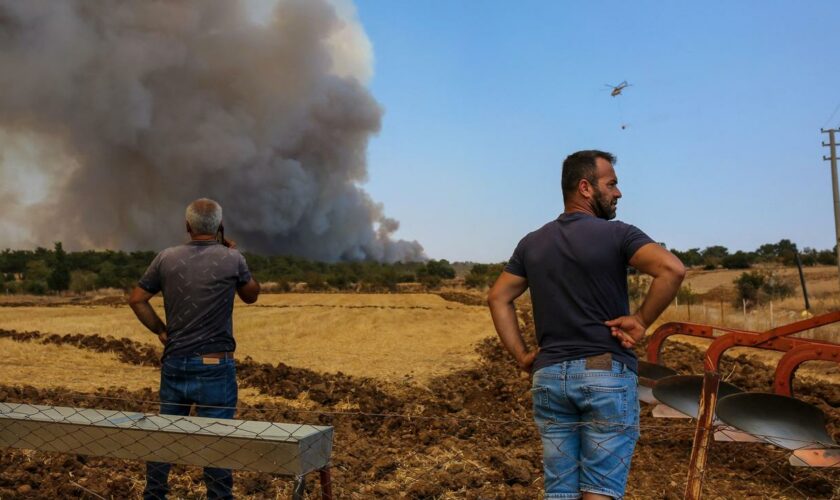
[138,241,252,359]
[505,212,654,373]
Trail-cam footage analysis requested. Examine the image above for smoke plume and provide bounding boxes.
[0,0,424,262]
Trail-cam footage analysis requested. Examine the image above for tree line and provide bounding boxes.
[0,243,459,294]
[669,239,836,270]
[0,238,833,295]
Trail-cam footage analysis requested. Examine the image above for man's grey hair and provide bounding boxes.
[185,198,223,235]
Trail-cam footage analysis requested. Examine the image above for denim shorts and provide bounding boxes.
[531,358,640,499]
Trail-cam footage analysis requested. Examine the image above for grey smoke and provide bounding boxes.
[0,0,425,262]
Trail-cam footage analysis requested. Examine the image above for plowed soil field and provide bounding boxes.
[0,293,838,499]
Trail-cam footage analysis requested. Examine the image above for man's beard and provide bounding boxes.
[592,186,617,220]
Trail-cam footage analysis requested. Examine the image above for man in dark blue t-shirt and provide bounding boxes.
[488,150,684,500]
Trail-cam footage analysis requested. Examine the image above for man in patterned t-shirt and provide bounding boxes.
[488,151,684,500]
[129,198,260,500]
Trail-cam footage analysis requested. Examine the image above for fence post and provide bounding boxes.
[320,467,333,500]
[742,299,747,328]
[684,371,721,500]
[293,475,305,500]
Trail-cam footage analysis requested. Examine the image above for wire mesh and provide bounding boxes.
[1,394,838,498]
[1,326,838,498]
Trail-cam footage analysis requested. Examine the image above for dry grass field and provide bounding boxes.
[1,266,839,393]
[0,293,495,392]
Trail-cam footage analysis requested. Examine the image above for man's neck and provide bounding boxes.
[563,200,596,217]
[190,234,216,242]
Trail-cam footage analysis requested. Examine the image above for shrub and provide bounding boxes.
[24,280,48,295]
[465,263,505,289]
[627,275,650,307]
[677,284,696,305]
[733,270,794,308]
[419,260,455,280]
[722,251,753,269]
[817,250,837,265]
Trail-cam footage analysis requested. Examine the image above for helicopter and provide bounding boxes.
[604,81,631,97]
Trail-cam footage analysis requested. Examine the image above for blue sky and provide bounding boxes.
[353,1,840,262]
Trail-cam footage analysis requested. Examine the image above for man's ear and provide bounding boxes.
[578,178,594,200]
[185,221,192,234]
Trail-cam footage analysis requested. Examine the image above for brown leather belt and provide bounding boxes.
[201,352,234,359]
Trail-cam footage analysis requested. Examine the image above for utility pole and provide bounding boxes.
[822,128,840,291]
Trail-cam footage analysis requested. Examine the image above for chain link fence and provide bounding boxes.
[1,326,838,498]
[1,394,838,498]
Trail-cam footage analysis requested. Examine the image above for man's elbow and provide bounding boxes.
[486,286,505,309]
[238,281,260,304]
[127,289,148,307]
[667,258,687,284]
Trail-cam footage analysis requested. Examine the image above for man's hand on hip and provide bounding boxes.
[605,314,647,349]
[157,331,168,346]
[516,348,539,374]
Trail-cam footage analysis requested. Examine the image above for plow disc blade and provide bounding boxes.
[717,393,838,452]
[651,375,742,419]
[638,361,677,383]
[637,361,677,404]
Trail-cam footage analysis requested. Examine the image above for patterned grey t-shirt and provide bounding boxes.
[138,240,252,359]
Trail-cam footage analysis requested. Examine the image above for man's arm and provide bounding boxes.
[237,278,260,304]
[128,286,167,345]
[488,271,536,372]
[607,242,686,348]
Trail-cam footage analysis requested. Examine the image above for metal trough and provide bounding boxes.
[0,402,333,477]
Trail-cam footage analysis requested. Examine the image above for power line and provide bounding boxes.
[823,102,840,129]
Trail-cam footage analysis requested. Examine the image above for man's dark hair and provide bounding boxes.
[561,150,617,201]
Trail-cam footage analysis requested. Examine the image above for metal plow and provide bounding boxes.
[639,312,840,460]
[638,312,840,498]
[716,341,840,467]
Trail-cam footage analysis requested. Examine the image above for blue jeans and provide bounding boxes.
[144,356,237,500]
[531,358,640,499]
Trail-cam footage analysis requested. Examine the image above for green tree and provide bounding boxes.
[24,260,50,295]
[672,248,703,267]
[95,261,119,288]
[47,242,71,292]
[701,245,729,269]
[69,270,98,294]
[721,251,753,269]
